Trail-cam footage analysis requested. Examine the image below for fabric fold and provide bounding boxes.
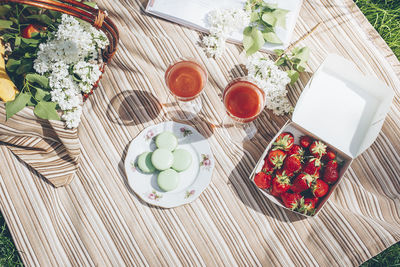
[0,103,80,187]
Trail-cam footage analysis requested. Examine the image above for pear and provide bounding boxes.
[0,39,18,102]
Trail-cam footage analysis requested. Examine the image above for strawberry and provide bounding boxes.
[303,158,321,175]
[281,192,302,210]
[312,179,329,198]
[300,135,312,148]
[254,172,273,189]
[273,132,294,151]
[283,154,302,176]
[288,144,305,158]
[299,197,318,215]
[291,173,314,193]
[325,149,336,161]
[326,159,338,169]
[309,140,327,158]
[322,160,339,184]
[270,170,291,197]
[267,150,286,169]
[261,159,274,174]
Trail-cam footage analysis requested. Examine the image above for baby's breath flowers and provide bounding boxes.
[246,54,293,116]
[34,14,108,128]
[202,9,250,58]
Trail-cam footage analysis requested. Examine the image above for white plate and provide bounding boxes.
[124,121,214,208]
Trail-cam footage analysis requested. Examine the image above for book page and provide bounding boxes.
[146,0,303,51]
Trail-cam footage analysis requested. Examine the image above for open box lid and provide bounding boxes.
[292,54,394,158]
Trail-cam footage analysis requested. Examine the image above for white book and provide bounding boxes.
[146,0,303,52]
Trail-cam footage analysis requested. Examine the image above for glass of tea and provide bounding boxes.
[223,77,265,142]
[165,58,207,121]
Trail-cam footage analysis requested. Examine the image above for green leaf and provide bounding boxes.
[83,1,97,8]
[16,60,33,75]
[27,96,36,106]
[287,70,300,85]
[33,101,60,120]
[1,33,15,42]
[243,26,254,51]
[261,12,277,26]
[48,10,62,20]
[32,87,51,101]
[6,59,21,73]
[250,12,259,23]
[274,49,285,56]
[0,5,11,16]
[21,37,40,45]
[275,57,285,66]
[14,36,21,47]
[26,73,50,89]
[262,3,278,9]
[5,92,30,120]
[293,46,310,67]
[263,31,282,44]
[26,14,53,25]
[273,9,289,29]
[0,19,14,30]
[244,27,265,56]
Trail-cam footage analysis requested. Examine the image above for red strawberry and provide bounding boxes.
[313,169,321,179]
[283,154,302,176]
[303,158,321,175]
[299,197,318,215]
[288,144,305,158]
[322,160,339,184]
[270,170,291,197]
[291,173,314,193]
[273,132,294,151]
[326,159,338,168]
[281,192,302,210]
[267,150,286,169]
[309,140,327,158]
[254,172,273,189]
[326,149,336,161]
[261,159,274,174]
[300,135,312,148]
[312,179,329,198]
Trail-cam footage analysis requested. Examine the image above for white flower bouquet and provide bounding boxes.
[0,0,118,128]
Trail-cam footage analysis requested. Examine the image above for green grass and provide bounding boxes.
[0,214,23,266]
[0,1,399,266]
[355,0,400,265]
[354,0,400,60]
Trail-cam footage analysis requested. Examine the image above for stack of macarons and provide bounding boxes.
[136,131,192,192]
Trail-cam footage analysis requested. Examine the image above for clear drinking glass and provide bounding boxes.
[222,77,265,142]
[164,58,208,121]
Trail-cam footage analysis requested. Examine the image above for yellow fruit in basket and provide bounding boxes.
[0,40,18,102]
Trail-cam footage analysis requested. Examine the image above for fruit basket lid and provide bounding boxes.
[292,54,394,158]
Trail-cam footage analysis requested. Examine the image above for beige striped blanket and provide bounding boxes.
[0,0,400,266]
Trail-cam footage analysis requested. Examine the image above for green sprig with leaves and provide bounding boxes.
[1,3,62,120]
[274,46,310,85]
[243,0,289,55]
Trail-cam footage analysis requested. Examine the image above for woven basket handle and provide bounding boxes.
[1,0,119,63]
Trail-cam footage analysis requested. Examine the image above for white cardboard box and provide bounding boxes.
[250,54,394,217]
[146,0,303,52]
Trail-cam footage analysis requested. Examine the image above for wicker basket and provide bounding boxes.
[1,0,119,98]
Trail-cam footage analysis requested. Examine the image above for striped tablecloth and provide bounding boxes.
[1,0,400,266]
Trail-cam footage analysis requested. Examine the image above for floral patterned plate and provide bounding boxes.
[124,121,214,208]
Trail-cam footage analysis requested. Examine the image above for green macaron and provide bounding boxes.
[155,131,178,151]
[172,149,192,172]
[151,148,174,171]
[137,151,156,173]
[157,169,180,192]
